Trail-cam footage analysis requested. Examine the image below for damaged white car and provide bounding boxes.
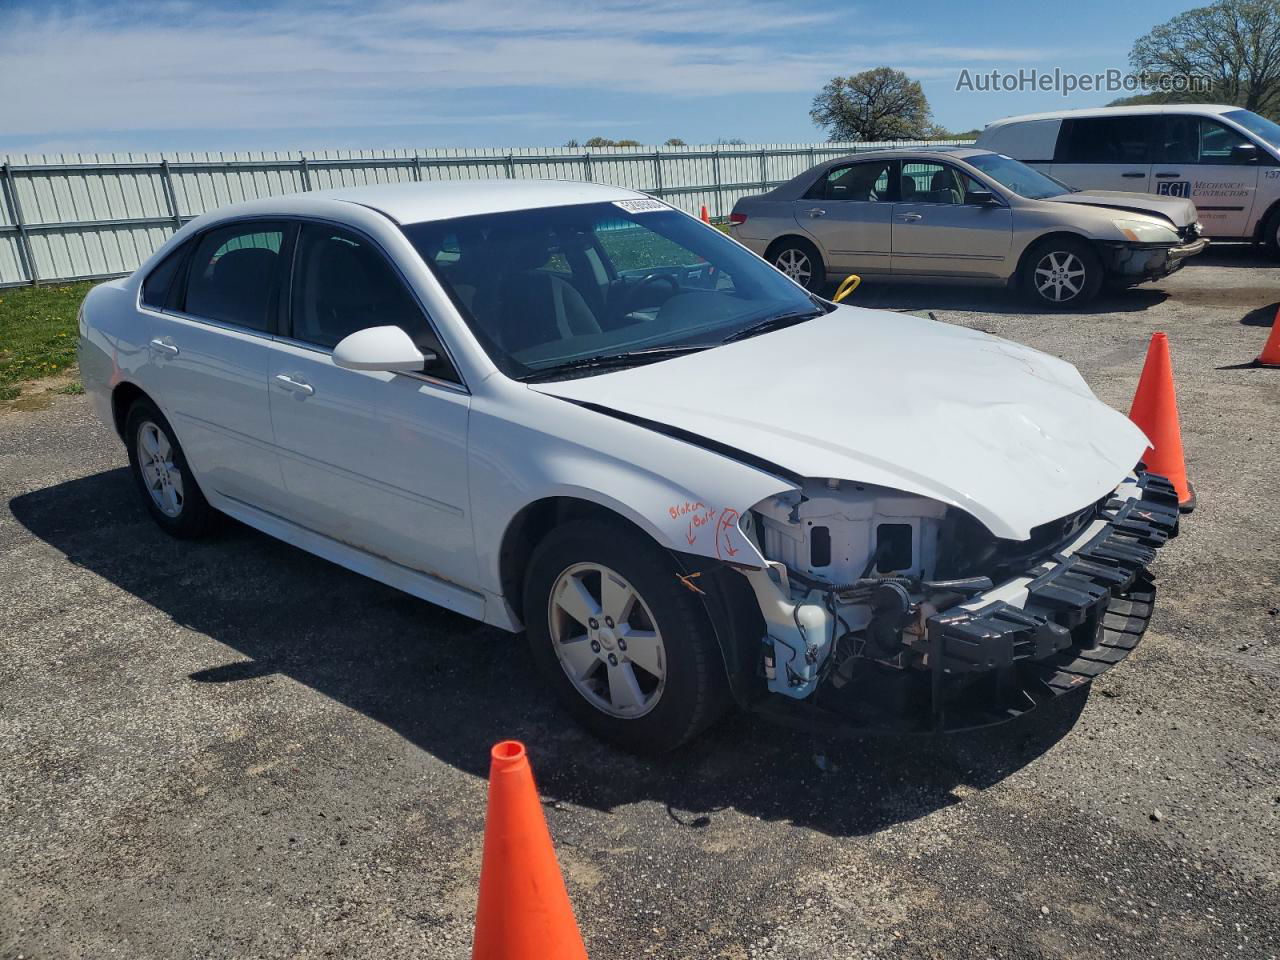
[79,180,1182,753]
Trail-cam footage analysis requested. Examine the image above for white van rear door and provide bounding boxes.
[1049,115,1155,193]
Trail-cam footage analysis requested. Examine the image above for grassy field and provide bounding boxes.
[0,282,95,401]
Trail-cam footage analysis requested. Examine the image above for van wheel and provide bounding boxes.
[1020,238,1103,308]
[124,398,215,538]
[768,238,826,293]
[523,520,729,753]
[1263,206,1280,259]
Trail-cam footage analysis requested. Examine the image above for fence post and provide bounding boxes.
[583,152,593,183]
[505,154,516,179]
[159,160,183,231]
[299,155,312,191]
[758,148,768,191]
[712,150,722,219]
[652,151,663,198]
[412,155,423,182]
[2,162,39,286]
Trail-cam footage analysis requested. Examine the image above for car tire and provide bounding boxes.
[768,238,826,293]
[1263,205,1280,259]
[124,398,215,538]
[1020,237,1103,308]
[523,519,730,754]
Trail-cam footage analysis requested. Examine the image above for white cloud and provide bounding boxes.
[0,0,1060,139]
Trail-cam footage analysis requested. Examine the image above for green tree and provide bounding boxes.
[810,67,932,142]
[1129,0,1280,116]
[664,137,687,146]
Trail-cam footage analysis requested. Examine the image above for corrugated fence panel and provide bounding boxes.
[0,140,971,286]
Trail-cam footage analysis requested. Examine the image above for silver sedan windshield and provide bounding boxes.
[401,201,819,379]
[966,153,1072,200]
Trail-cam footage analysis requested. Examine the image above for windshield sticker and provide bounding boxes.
[613,198,667,214]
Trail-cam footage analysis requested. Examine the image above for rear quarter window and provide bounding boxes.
[140,241,190,311]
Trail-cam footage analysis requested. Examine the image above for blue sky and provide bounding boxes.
[0,0,1207,153]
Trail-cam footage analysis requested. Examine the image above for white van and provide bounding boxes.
[977,104,1280,254]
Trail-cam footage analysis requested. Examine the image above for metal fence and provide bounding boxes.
[0,140,973,288]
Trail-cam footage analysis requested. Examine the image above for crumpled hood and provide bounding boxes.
[1046,190,1198,227]
[529,307,1149,540]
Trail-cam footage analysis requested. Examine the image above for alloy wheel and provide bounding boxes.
[775,248,812,286]
[547,562,666,719]
[1034,250,1087,303]
[136,420,185,518]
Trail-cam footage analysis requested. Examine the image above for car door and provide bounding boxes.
[794,159,896,274]
[1050,115,1155,193]
[1153,115,1260,238]
[138,220,292,512]
[266,221,477,590]
[890,161,1012,278]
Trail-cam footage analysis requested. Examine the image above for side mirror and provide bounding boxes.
[332,325,433,373]
[966,189,999,205]
[1230,143,1259,164]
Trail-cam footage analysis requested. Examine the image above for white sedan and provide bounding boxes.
[79,180,1181,752]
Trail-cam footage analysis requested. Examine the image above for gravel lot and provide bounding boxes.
[2,247,1279,959]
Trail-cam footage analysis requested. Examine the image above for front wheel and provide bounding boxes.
[524,520,729,753]
[769,239,826,293]
[1020,238,1103,308]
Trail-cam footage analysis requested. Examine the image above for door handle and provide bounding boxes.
[896,213,923,222]
[149,338,179,356]
[275,374,315,396]
[1122,172,1146,178]
[805,207,826,218]
[1154,172,1181,178]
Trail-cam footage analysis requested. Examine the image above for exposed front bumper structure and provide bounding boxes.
[1104,238,1208,284]
[751,471,1181,735]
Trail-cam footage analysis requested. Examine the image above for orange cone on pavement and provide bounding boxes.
[1128,332,1195,512]
[1256,304,1280,367]
[700,204,710,223]
[472,741,588,960]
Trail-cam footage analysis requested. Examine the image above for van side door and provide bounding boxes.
[1153,115,1261,239]
[1050,115,1155,193]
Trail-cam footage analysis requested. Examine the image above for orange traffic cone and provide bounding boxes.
[472,742,588,960]
[1256,304,1280,367]
[1128,332,1195,512]
[700,205,710,224]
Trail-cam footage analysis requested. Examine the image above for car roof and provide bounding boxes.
[309,178,647,225]
[984,103,1244,128]
[810,145,992,169]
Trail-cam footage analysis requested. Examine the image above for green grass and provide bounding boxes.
[0,281,95,397]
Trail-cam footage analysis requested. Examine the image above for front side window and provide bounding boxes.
[966,153,1071,199]
[1223,109,1280,151]
[1057,116,1154,164]
[1161,116,1254,164]
[183,222,287,332]
[291,223,457,381]
[899,162,984,204]
[401,201,822,380]
[814,160,894,201]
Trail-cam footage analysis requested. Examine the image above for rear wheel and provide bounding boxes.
[124,398,214,538]
[524,520,729,753]
[1263,206,1280,259]
[768,238,826,293]
[1020,237,1103,308]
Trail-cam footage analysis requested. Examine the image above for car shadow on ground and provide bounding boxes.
[10,468,1089,838]
[829,281,1168,316]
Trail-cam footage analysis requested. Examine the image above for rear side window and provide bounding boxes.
[183,222,288,332]
[1056,116,1154,164]
[1160,116,1254,164]
[809,160,895,201]
[140,241,190,310]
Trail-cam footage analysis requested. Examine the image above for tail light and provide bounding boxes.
[729,212,748,225]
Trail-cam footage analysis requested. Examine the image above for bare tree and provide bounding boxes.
[809,67,932,142]
[1130,0,1280,116]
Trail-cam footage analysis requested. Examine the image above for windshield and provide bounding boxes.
[401,201,821,380]
[1223,109,1280,151]
[965,153,1072,199]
